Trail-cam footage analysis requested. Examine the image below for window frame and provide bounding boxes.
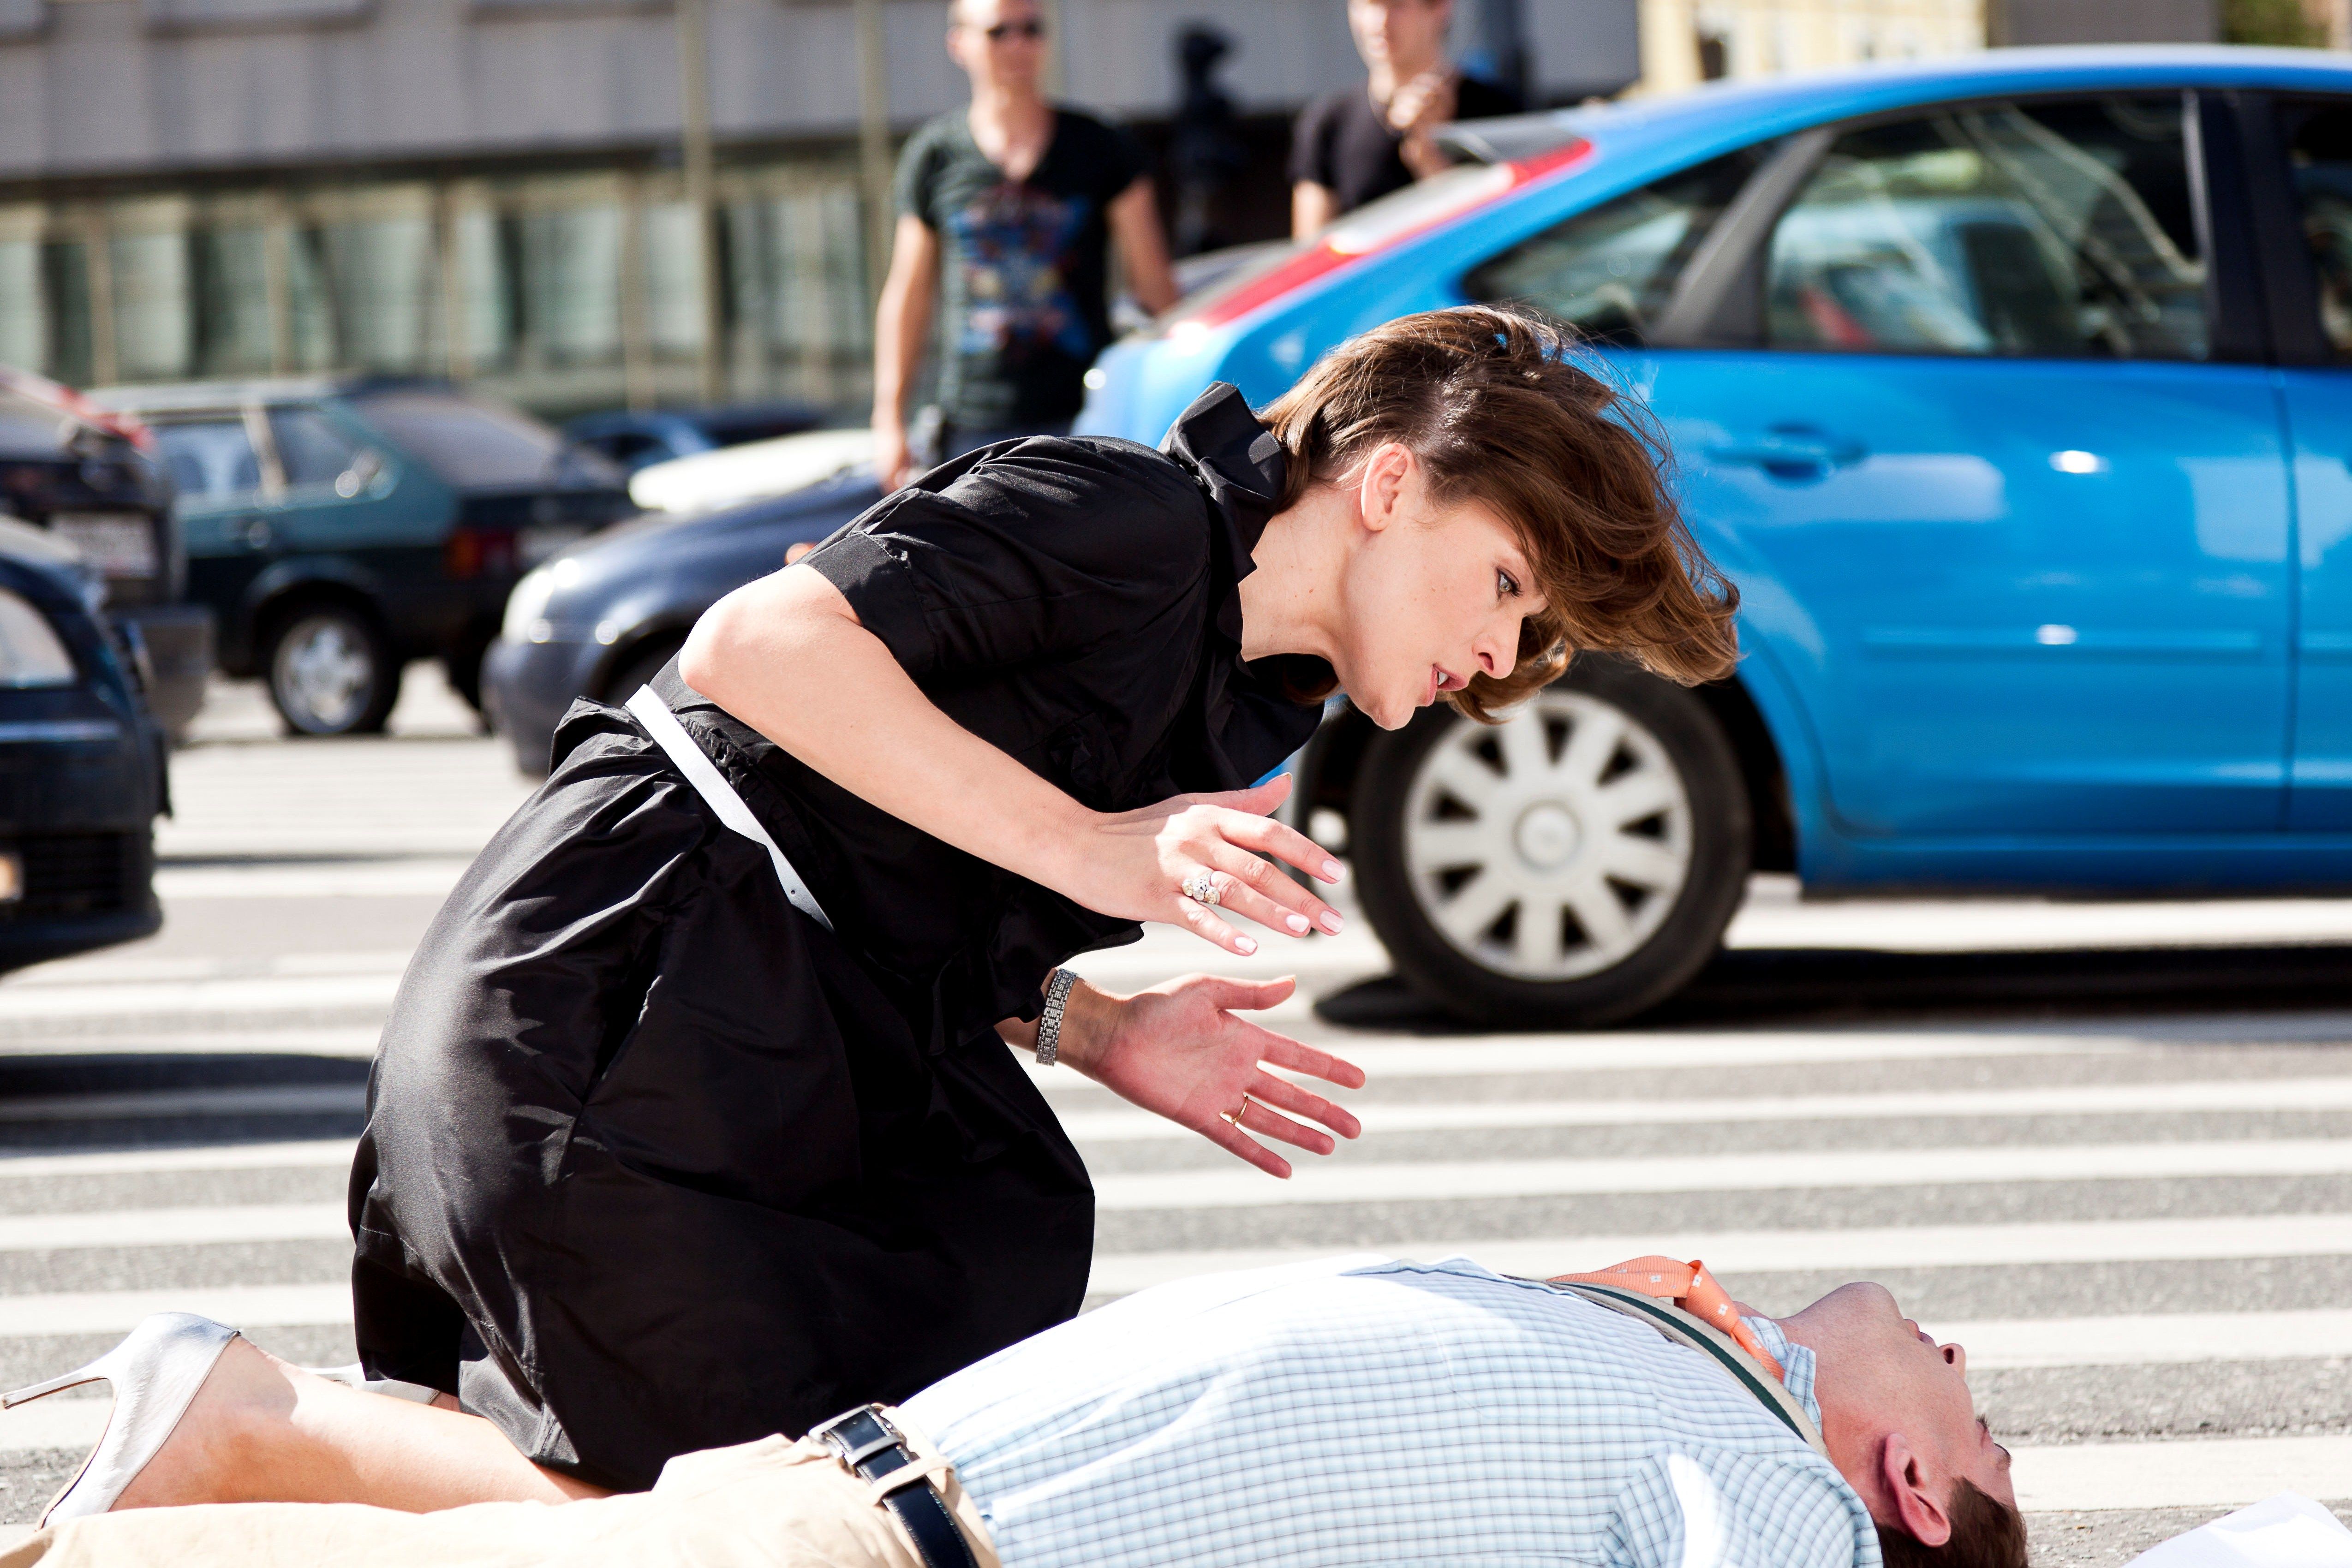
[2233,89,2352,368]
[1653,88,2266,364]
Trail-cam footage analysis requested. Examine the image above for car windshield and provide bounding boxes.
[350,391,618,490]
[0,391,71,455]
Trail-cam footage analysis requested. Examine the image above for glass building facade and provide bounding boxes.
[0,154,875,419]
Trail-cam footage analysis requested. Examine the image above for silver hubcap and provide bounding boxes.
[1403,689,1693,980]
[274,614,375,733]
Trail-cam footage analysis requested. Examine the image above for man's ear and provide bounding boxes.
[1354,442,1415,535]
[1878,1433,1953,1548]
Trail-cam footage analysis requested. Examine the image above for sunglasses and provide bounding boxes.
[980,19,1045,39]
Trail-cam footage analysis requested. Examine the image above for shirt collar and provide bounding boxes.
[1158,381,1286,645]
[1743,1316,1823,1428]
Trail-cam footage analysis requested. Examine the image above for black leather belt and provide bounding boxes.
[808,1404,979,1568]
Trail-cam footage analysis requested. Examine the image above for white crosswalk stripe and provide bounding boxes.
[1090,1140,2352,1210]
[0,718,2346,1544]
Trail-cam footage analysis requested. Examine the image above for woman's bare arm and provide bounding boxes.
[678,564,1345,955]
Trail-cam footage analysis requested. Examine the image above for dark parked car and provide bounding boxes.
[91,378,636,737]
[561,403,826,475]
[0,370,212,739]
[484,470,879,771]
[0,517,166,971]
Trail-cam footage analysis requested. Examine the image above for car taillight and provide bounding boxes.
[1177,140,1594,332]
[444,526,519,580]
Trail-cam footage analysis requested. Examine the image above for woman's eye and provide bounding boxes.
[1497,570,1521,599]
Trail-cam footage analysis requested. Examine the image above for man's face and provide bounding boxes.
[1346,0,1451,79]
[948,0,1046,94]
[1785,1282,2015,1515]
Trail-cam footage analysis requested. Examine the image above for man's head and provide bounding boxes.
[1345,0,1452,83]
[946,0,1046,95]
[1778,1283,2026,1568]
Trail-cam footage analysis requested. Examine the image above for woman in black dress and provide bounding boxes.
[23,306,1739,1518]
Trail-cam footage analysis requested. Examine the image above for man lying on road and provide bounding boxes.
[3,1253,2023,1568]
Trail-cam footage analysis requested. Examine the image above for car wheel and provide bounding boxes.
[265,605,401,737]
[443,628,494,715]
[603,637,684,706]
[1349,658,1750,1028]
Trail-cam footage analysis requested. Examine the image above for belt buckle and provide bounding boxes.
[809,1403,906,1470]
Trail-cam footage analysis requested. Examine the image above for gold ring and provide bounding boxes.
[1219,1092,1254,1127]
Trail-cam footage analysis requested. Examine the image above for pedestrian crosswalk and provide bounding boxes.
[0,1008,2346,1539]
[0,709,2346,1554]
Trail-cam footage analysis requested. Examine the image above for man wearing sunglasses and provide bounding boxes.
[874,0,1179,493]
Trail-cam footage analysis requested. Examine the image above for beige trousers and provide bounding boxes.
[0,1408,999,1568]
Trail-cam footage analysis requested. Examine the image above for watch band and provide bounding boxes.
[807,1405,979,1568]
[1035,968,1076,1067]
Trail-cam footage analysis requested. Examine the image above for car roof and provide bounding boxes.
[1446,45,2352,168]
[87,374,449,417]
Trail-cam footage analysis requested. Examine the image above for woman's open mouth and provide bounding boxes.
[1427,666,1461,704]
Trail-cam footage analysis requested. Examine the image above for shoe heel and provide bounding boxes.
[3,1359,112,1409]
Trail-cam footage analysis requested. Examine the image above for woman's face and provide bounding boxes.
[1329,445,1546,730]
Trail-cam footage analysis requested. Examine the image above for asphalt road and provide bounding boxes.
[0,671,2347,1562]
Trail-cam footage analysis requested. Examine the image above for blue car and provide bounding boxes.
[1080,46,2352,1026]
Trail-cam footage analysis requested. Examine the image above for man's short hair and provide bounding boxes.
[1874,1479,2028,1568]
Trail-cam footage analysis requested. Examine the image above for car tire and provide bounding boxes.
[264,603,401,738]
[1349,658,1750,1028]
[444,628,494,716]
[603,637,685,706]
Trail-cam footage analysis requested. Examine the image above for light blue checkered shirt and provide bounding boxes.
[905,1254,1880,1568]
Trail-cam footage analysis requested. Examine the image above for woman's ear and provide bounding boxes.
[1353,442,1416,535]
[1877,1433,1955,1548]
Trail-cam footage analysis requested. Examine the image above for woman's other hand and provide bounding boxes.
[1073,774,1347,957]
[1057,974,1365,1179]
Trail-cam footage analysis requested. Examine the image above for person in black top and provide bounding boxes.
[45,308,1739,1520]
[1290,0,1524,236]
[872,0,1179,492]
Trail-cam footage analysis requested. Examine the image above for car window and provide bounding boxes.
[347,390,605,490]
[1765,95,2206,360]
[269,407,375,495]
[2282,100,2352,358]
[152,420,262,502]
[1464,148,1767,344]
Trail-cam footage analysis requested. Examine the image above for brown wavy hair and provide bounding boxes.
[1260,304,1739,721]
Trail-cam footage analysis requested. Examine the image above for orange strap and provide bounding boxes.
[1547,1257,1785,1381]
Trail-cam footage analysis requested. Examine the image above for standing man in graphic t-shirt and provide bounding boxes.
[1289,0,1524,238]
[873,0,1179,492]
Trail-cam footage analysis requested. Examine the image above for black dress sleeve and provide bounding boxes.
[803,437,1212,680]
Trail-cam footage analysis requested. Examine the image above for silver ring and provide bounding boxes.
[1182,870,1221,907]
[1219,1092,1254,1126]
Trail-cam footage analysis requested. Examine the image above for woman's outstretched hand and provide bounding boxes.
[1062,775,1348,958]
[1057,973,1365,1179]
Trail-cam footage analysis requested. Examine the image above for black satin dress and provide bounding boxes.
[346,383,1323,1490]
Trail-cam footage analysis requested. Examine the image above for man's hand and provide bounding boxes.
[1388,68,1460,180]
[1057,974,1365,1179]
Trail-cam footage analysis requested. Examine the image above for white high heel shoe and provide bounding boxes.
[1,1312,239,1525]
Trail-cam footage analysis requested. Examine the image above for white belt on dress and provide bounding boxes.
[625,684,834,932]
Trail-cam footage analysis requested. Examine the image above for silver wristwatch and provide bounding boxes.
[1035,968,1077,1067]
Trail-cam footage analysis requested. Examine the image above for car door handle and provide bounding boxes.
[1707,428,1867,480]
